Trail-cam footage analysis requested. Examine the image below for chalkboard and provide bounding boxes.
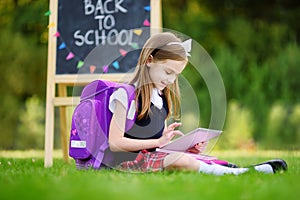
[56,0,151,74]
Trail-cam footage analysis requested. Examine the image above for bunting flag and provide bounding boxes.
[102,65,109,73]
[77,60,84,69]
[119,49,127,57]
[44,10,51,16]
[143,19,150,26]
[90,65,96,73]
[53,32,60,37]
[48,22,55,28]
[131,43,139,49]
[112,61,120,70]
[144,6,151,11]
[66,52,74,60]
[133,29,143,36]
[59,42,66,49]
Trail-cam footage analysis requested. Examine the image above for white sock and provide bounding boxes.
[198,161,249,176]
[254,164,274,174]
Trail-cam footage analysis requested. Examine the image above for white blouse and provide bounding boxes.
[109,88,163,119]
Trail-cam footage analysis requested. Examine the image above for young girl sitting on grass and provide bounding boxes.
[107,32,287,175]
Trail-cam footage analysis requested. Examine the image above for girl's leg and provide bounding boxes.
[164,153,248,175]
[163,153,287,175]
[163,152,200,171]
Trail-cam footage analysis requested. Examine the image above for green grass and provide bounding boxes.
[0,150,299,200]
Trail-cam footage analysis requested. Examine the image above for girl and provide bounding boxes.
[107,32,287,175]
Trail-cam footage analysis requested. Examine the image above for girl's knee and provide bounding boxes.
[164,153,196,170]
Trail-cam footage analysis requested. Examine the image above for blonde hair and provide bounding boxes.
[129,32,187,121]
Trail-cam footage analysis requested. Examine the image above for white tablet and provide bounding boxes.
[158,128,222,152]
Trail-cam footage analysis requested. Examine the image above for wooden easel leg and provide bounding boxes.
[150,0,162,35]
[44,95,54,167]
[44,0,57,168]
[58,84,69,163]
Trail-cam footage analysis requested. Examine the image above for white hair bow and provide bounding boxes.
[167,39,192,57]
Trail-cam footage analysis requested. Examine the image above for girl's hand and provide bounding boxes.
[158,122,183,147]
[186,141,208,154]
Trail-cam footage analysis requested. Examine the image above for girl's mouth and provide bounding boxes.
[161,81,168,88]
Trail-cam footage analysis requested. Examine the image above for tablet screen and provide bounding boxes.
[160,128,222,152]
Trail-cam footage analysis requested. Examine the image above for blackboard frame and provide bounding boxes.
[44,0,162,167]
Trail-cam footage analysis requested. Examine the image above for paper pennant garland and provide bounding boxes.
[44,10,51,16]
[66,52,74,60]
[48,22,55,28]
[143,19,150,27]
[131,43,139,49]
[54,32,60,37]
[77,61,84,69]
[119,49,127,57]
[53,11,150,73]
[144,6,151,11]
[90,65,96,73]
[112,61,120,70]
[133,29,143,36]
[59,42,66,49]
[102,65,109,73]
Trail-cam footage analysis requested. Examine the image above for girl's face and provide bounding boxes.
[148,59,187,91]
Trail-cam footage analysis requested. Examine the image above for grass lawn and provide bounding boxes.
[0,150,299,200]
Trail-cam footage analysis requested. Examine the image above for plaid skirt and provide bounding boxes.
[117,150,168,172]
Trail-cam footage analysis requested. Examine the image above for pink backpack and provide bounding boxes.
[69,80,136,169]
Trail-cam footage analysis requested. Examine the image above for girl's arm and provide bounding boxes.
[108,101,182,152]
[109,100,159,152]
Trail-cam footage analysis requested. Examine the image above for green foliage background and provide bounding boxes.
[0,0,299,150]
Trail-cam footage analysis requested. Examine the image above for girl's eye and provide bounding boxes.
[165,70,172,75]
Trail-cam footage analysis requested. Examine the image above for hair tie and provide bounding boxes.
[167,39,192,57]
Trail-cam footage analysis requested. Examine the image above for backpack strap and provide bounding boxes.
[116,83,137,131]
[93,142,108,169]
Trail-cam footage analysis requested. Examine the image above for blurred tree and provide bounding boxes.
[162,0,300,149]
[0,0,48,149]
[17,96,45,149]
[199,0,300,41]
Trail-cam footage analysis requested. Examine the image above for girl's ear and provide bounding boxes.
[146,55,154,67]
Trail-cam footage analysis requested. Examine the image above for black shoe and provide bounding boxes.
[255,159,288,174]
[226,163,239,168]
